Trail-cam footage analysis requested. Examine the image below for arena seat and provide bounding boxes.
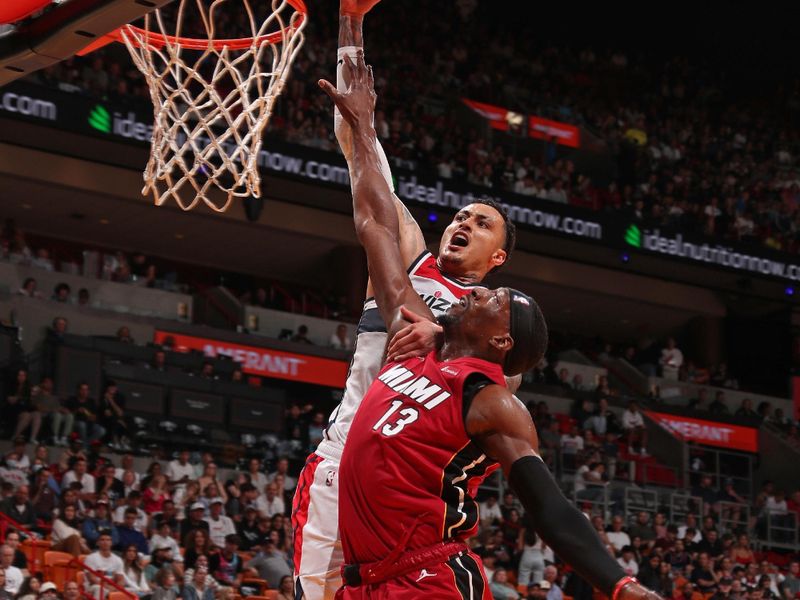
[44,551,79,591]
[21,539,51,574]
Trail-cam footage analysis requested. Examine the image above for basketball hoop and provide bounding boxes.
[96,0,307,212]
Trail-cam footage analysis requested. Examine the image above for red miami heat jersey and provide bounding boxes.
[317,251,480,461]
[339,351,506,564]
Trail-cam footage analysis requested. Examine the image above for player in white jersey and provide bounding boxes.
[291,2,519,598]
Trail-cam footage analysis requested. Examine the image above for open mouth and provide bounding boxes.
[450,231,469,248]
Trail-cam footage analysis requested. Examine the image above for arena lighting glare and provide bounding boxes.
[786,286,795,297]
[427,212,438,223]
[620,252,631,264]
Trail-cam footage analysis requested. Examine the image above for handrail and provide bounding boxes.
[68,556,136,600]
[0,510,38,542]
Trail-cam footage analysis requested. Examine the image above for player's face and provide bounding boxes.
[438,204,507,279]
[441,287,511,340]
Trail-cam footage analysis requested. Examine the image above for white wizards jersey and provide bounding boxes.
[315,251,479,462]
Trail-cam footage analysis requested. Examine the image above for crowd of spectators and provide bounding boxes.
[23,1,800,256]
[0,441,298,599]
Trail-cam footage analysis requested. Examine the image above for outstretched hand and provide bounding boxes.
[386,306,443,363]
[319,52,376,133]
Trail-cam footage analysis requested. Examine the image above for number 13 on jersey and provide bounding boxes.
[373,400,419,437]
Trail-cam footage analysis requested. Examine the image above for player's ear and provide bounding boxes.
[490,333,513,353]
[489,249,507,270]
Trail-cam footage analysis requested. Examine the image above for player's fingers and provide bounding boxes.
[391,349,426,362]
[317,79,339,101]
[356,50,367,81]
[343,54,357,82]
[387,328,413,355]
[367,65,374,90]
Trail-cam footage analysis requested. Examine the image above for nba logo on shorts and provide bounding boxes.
[325,470,336,486]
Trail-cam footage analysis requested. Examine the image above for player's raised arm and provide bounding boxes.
[466,388,662,600]
[335,0,427,265]
[319,53,432,336]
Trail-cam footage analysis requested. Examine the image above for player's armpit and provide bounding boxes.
[394,195,427,264]
[465,384,540,472]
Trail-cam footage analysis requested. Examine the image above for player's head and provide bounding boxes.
[439,287,547,376]
[437,200,515,280]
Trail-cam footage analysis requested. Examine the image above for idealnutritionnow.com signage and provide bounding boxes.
[4,81,800,283]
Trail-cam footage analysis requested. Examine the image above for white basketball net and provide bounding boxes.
[120,0,306,212]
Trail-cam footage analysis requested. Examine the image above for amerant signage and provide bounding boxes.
[646,411,759,453]
[153,330,349,388]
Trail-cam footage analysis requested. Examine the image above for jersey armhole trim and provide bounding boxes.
[407,250,432,275]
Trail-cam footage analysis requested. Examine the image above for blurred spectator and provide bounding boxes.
[734,398,759,420]
[16,278,39,298]
[51,282,71,303]
[0,484,35,530]
[0,545,22,595]
[77,288,91,306]
[291,325,313,344]
[244,539,292,589]
[660,337,684,380]
[329,324,352,350]
[489,568,520,599]
[709,391,730,415]
[67,382,103,445]
[622,401,648,455]
[116,327,134,344]
[2,369,32,439]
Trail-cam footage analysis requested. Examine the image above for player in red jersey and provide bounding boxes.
[292,1,519,598]
[319,53,665,600]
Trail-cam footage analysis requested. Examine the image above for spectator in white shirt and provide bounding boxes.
[659,337,684,380]
[256,483,285,519]
[617,546,639,576]
[560,425,584,470]
[606,516,631,555]
[84,531,125,597]
[622,401,648,456]
[61,458,96,501]
[329,324,352,350]
[479,494,503,529]
[115,454,140,489]
[204,499,236,549]
[167,450,195,490]
[1,544,23,594]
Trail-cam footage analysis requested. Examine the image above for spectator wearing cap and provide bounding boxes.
[115,507,149,555]
[245,538,292,589]
[83,499,118,549]
[181,503,210,541]
[113,491,148,532]
[146,544,182,583]
[38,582,58,600]
[208,534,244,589]
[205,498,236,549]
